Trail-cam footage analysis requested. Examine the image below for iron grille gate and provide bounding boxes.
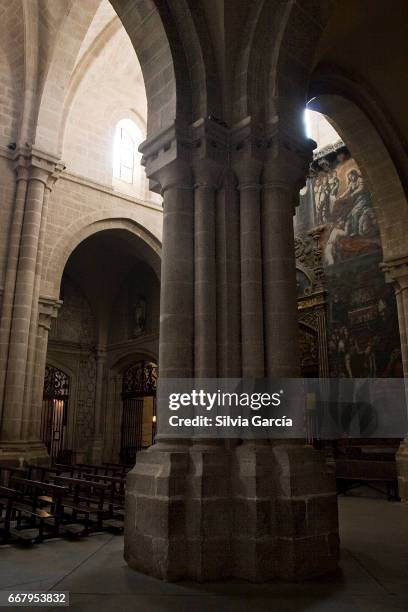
[120,397,144,464]
[41,365,70,460]
[120,361,157,465]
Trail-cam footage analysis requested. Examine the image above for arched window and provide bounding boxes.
[112,118,141,184]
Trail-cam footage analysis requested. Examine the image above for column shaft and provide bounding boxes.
[262,182,299,376]
[194,183,217,377]
[159,167,194,378]
[30,326,48,441]
[238,177,264,377]
[0,169,28,415]
[21,184,53,440]
[1,172,47,441]
[216,173,241,376]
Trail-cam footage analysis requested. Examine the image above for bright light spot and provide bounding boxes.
[304,108,313,139]
[113,118,142,184]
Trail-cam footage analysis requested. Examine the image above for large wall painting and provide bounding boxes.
[295,143,401,378]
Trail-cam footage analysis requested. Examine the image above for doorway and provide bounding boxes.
[120,361,157,464]
[41,365,70,460]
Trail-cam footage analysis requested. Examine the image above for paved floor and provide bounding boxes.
[0,497,407,611]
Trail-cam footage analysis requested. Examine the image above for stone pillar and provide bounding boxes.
[125,159,194,578]
[91,348,106,464]
[193,161,219,377]
[22,170,61,441]
[382,257,408,502]
[266,149,337,579]
[29,298,62,442]
[216,170,241,376]
[0,149,61,464]
[0,160,28,416]
[262,158,300,377]
[157,161,194,377]
[125,120,339,582]
[234,159,264,377]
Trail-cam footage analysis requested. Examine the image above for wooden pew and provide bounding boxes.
[76,463,129,478]
[76,473,125,531]
[336,459,399,500]
[0,486,16,543]
[51,475,111,532]
[7,477,68,543]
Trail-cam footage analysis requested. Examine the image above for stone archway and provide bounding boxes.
[39,223,161,466]
[42,216,161,302]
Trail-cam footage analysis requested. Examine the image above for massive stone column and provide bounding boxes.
[382,257,408,502]
[0,149,61,465]
[124,119,338,581]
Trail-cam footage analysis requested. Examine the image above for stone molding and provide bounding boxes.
[38,296,63,331]
[381,256,408,292]
[12,145,65,189]
[140,116,315,193]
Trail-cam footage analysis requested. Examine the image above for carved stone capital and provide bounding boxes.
[230,117,266,168]
[381,256,408,292]
[38,296,63,331]
[154,159,193,196]
[13,145,65,189]
[140,118,228,193]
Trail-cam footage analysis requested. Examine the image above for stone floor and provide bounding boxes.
[0,497,407,611]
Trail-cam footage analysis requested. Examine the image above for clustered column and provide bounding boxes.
[0,163,29,412]
[125,130,339,581]
[0,151,60,462]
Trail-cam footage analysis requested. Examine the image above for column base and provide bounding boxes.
[0,440,51,469]
[124,440,190,580]
[396,437,408,502]
[273,443,339,580]
[124,440,339,581]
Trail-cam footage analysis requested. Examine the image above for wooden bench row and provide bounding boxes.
[0,471,125,545]
[336,459,399,501]
[29,465,126,509]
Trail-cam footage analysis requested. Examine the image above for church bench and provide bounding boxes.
[78,473,125,518]
[0,486,16,543]
[51,475,112,531]
[76,463,129,478]
[336,459,399,500]
[6,478,68,543]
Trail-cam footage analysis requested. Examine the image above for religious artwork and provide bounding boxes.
[325,254,401,378]
[132,296,146,336]
[295,143,401,378]
[309,149,381,267]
